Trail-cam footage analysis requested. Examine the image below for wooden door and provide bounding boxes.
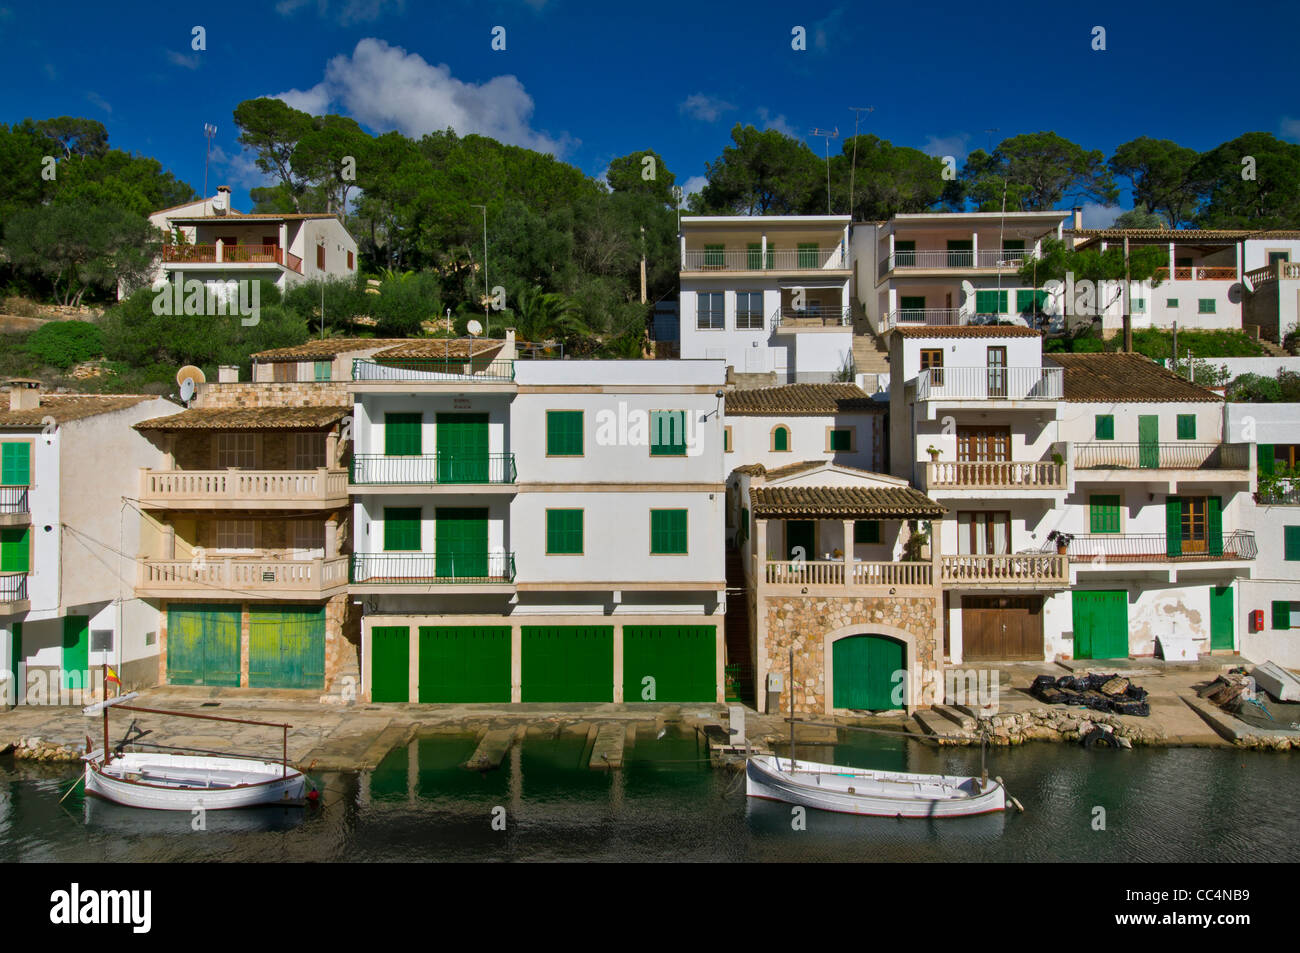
[962,596,1042,660]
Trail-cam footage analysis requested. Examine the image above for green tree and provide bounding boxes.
[607,150,676,206]
[958,132,1118,211]
[292,114,370,216]
[24,320,105,368]
[832,135,946,219]
[1018,236,1166,334]
[232,97,315,210]
[1111,207,1168,229]
[1192,132,1300,228]
[1109,137,1203,228]
[27,117,109,160]
[691,125,822,214]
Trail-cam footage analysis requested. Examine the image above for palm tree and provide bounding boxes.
[512,285,589,347]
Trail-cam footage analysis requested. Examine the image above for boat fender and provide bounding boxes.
[307,788,320,804]
[1081,727,1115,749]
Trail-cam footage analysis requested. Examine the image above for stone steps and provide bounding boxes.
[913,709,964,739]
[934,704,976,731]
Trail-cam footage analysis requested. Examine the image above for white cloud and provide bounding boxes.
[1281,116,1300,142]
[275,0,404,25]
[273,38,571,155]
[756,107,796,138]
[208,145,273,192]
[681,175,708,198]
[679,93,735,123]
[86,91,112,114]
[1079,202,1122,229]
[166,50,201,70]
[922,132,970,161]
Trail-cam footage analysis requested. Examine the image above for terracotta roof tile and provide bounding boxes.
[252,339,411,361]
[893,325,1041,339]
[0,394,163,428]
[726,383,883,416]
[1047,353,1221,403]
[750,485,945,519]
[372,340,505,361]
[134,406,350,431]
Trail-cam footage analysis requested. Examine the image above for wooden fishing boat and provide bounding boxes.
[745,755,1006,818]
[84,750,308,811]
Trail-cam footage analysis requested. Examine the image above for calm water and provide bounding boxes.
[3,728,1298,862]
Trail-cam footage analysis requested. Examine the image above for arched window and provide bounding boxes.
[771,425,790,452]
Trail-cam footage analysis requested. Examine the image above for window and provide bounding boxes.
[650,509,688,554]
[346,250,354,270]
[828,428,853,452]
[898,296,926,320]
[293,432,326,469]
[697,292,724,330]
[893,240,915,267]
[216,433,256,468]
[1132,298,1146,313]
[957,512,1010,555]
[797,243,819,268]
[1198,298,1216,314]
[1176,415,1197,440]
[546,509,584,554]
[0,527,30,573]
[947,239,973,267]
[546,410,583,456]
[314,360,331,381]
[651,410,687,456]
[1089,494,1121,533]
[1285,526,1300,562]
[1016,289,1048,314]
[736,291,764,330]
[272,362,298,382]
[854,520,881,544]
[1095,415,1115,440]
[724,426,733,453]
[771,425,790,452]
[986,346,1007,398]
[289,519,325,555]
[975,290,1008,314]
[384,413,422,456]
[920,348,944,386]
[1166,298,1178,308]
[1267,251,1290,266]
[703,244,725,268]
[316,244,325,270]
[382,507,421,551]
[957,427,1010,462]
[91,629,114,652]
[746,243,773,270]
[214,519,256,550]
[1180,496,1208,554]
[0,442,31,485]
[1272,600,1292,630]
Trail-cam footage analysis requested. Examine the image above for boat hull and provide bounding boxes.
[84,753,307,811]
[746,756,1005,819]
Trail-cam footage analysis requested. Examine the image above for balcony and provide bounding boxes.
[880,247,1029,273]
[917,366,1063,401]
[771,306,852,330]
[1257,483,1300,505]
[350,453,517,487]
[762,559,933,588]
[1245,261,1300,285]
[351,358,515,385]
[1059,531,1257,563]
[681,247,848,273]
[0,485,30,526]
[349,552,517,590]
[138,469,349,510]
[924,460,1065,492]
[1153,266,1236,282]
[941,553,1068,588]
[1073,442,1249,472]
[0,571,29,613]
[136,555,349,599]
[885,308,966,328]
[161,244,304,274]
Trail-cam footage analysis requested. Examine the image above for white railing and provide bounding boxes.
[925,460,1065,490]
[1244,261,1300,285]
[137,556,348,591]
[140,469,348,503]
[886,308,968,328]
[941,553,1068,585]
[771,306,852,329]
[682,247,848,272]
[881,248,1029,271]
[917,366,1063,401]
[763,559,932,587]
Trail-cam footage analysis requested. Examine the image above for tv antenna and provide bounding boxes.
[809,127,840,214]
[202,123,217,199]
[847,107,874,219]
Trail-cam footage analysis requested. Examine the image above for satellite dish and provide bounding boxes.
[466,319,483,337]
[176,365,206,402]
[180,378,195,403]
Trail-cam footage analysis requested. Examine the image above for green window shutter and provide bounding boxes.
[546,509,583,554]
[1284,526,1300,561]
[1004,239,1025,251]
[1273,601,1291,630]
[1167,298,1178,308]
[976,290,1006,314]
[314,361,331,381]
[1258,444,1275,477]
[1165,497,1182,558]
[773,426,789,452]
[739,507,750,544]
[1095,415,1114,440]
[704,244,724,267]
[1198,299,1215,314]
[383,507,422,551]
[830,429,851,452]
[1089,495,1121,533]
[1207,496,1223,557]
[899,296,926,312]
[546,410,583,456]
[651,510,688,554]
[1016,289,1034,312]
[1,443,31,485]
[1133,298,1146,313]
[1176,415,1196,440]
[384,413,422,456]
[650,411,686,456]
[894,240,915,266]
[854,520,880,544]
[0,527,31,572]
[797,243,819,268]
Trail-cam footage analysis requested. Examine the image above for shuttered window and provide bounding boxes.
[650,411,686,456]
[1089,495,1121,533]
[797,243,819,268]
[1016,289,1048,313]
[546,410,583,456]
[383,507,422,551]
[314,361,331,381]
[829,428,852,452]
[1177,415,1196,440]
[1285,526,1300,562]
[0,443,31,485]
[1273,601,1292,630]
[772,426,790,452]
[650,509,688,554]
[975,290,1007,314]
[854,520,881,544]
[1198,299,1215,314]
[1095,415,1115,440]
[215,433,256,468]
[384,413,422,456]
[546,509,583,555]
[0,527,30,572]
[703,244,724,267]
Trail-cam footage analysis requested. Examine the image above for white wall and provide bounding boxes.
[1057,399,1226,445]
[727,412,882,472]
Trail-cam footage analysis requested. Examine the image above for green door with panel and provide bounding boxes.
[832,635,905,710]
[167,604,241,686]
[370,625,410,702]
[1138,415,1159,468]
[623,625,716,702]
[62,615,89,691]
[1072,590,1129,660]
[521,626,613,702]
[436,413,488,483]
[1210,586,1234,651]
[249,605,325,689]
[435,507,488,579]
[418,625,511,702]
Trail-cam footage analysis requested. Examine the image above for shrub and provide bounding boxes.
[1226,372,1282,402]
[24,320,104,368]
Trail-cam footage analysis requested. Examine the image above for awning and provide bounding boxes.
[750,485,946,520]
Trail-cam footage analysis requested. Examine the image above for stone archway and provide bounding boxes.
[823,624,920,716]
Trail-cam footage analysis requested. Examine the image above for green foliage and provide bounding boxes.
[24,320,104,368]
[1111,207,1167,229]
[606,150,676,206]
[1129,328,1264,360]
[232,98,316,211]
[953,132,1118,211]
[1193,133,1300,229]
[691,124,822,214]
[1226,372,1282,402]
[1109,137,1202,228]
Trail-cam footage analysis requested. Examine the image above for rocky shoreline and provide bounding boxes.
[2,738,86,762]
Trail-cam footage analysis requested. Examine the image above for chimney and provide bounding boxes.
[214,185,231,216]
[1072,206,1083,231]
[7,378,41,412]
[218,365,240,383]
[500,327,517,362]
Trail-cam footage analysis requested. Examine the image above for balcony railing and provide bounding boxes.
[771,306,852,329]
[137,556,349,592]
[925,460,1065,490]
[350,453,517,485]
[763,559,933,587]
[880,248,1030,272]
[161,244,304,274]
[1153,266,1237,281]
[885,308,967,328]
[681,247,848,272]
[1056,531,1256,562]
[0,485,30,516]
[351,358,515,383]
[941,553,1068,585]
[1244,261,1300,285]
[1073,442,1249,471]
[0,571,28,603]
[350,552,517,585]
[917,366,1063,401]
[1257,484,1300,505]
[140,469,348,504]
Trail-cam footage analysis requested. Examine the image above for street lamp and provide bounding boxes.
[470,204,489,336]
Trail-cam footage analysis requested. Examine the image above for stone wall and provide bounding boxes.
[194,381,350,409]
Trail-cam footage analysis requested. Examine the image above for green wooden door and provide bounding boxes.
[436,413,488,483]
[786,520,815,561]
[521,626,613,702]
[371,625,410,702]
[435,507,488,579]
[1072,590,1129,660]
[166,604,241,686]
[832,635,905,710]
[418,625,511,702]
[62,616,89,691]
[1138,415,1159,468]
[383,507,421,552]
[249,605,325,689]
[623,625,716,702]
[1210,586,1234,651]
[0,527,30,572]
[384,412,422,456]
[1,442,31,485]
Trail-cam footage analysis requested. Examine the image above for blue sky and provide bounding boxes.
[4,0,1299,226]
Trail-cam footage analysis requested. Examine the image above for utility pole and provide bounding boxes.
[470,204,489,335]
[847,106,874,220]
[639,224,647,304]
[1172,320,1178,377]
[810,127,839,214]
[202,123,217,199]
[1122,237,1133,353]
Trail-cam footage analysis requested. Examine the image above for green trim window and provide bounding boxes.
[1016,289,1048,313]
[746,243,774,270]
[650,411,687,456]
[546,509,584,555]
[1176,414,1197,440]
[1132,298,1146,313]
[313,360,331,381]
[546,410,583,456]
[703,244,724,268]
[723,427,732,453]
[975,290,1008,314]
[829,428,852,452]
[1285,526,1300,562]
[382,507,422,552]
[0,527,30,572]
[797,243,819,268]
[384,413,422,456]
[650,509,688,554]
[1273,601,1292,630]
[854,520,881,544]
[1167,298,1178,308]
[1,442,31,485]
[1198,298,1216,314]
[1089,494,1121,534]
[893,240,915,266]
[772,425,790,452]
[1095,415,1115,440]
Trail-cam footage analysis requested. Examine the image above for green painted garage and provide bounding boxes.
[521,625,613,702]
[249,605,326,689]
[622,625,717,702]
[167,604,241,686]
[418,625,511,703]
[371,625,410,702]
[832,634,905,711]
[1072,590,1129,659]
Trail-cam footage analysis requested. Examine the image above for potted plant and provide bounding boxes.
[1046,530,1074,555]
[926,445,941,462]
[1051,451,1065,468]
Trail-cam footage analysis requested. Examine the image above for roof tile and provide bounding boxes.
[750,485,946,519]
[1048,353,1221,403]
[134,406,350,431]
[726,383,883,416]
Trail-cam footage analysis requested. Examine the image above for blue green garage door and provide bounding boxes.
[521,626,613,702]
[249,605,326,689]
[371,625,410,702]
[167,604,241,686]
[623,625,717,702]
[832,635,905,710]
[418,626,511,703]
[1073,590,1129,659]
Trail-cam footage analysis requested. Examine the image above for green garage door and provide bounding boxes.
[1073,590,1129,659]
[418,625,511,703]
[167,604,241,686]
[623,625,716,702]
[371,625,410,702]
[249,605,326,689]
[832,635,905,711]
[521,626,613,702]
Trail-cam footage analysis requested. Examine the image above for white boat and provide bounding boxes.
[746,755,1006,818]
[84,750,308,811]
